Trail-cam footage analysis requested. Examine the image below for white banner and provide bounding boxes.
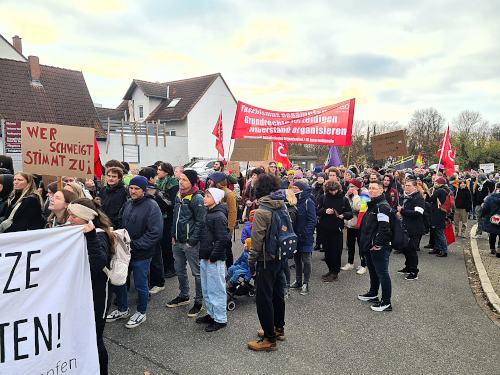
[0,226,99,374]
[479,163,494,174]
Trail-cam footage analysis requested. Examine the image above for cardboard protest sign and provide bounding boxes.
[479,163,494,174]
[225,161,240,175]
[0,226,99,374]
[21,122,95,178]
[231,99,355,146]
[230,139,272,161]
[372,130,407,160]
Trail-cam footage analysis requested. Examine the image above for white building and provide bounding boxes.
[96,73,237,166]
[0,35,26,62]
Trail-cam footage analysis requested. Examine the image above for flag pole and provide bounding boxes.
[437,124,448,169]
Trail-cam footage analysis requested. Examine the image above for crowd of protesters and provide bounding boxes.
[1,153,499,369]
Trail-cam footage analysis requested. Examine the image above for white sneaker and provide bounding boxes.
[125,312,147,329]
[149,286,165,295]
[341,263,355,271]
[106,309,129,322]
[356,266,367,275]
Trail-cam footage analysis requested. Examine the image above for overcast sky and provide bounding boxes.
[2,0,499,125]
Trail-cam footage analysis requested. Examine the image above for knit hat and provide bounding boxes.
[349,179,362,190]
[207,187,225,205]
[129,176,148,191]
[248,209,256,222]
[317,172,327,180]
[293,170,303,179]
[182,169,198,187]
[435,177,447,185]
[345,170,355,179]
[208,172,226,184]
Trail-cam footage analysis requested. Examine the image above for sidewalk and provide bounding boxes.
[470,224,500,312]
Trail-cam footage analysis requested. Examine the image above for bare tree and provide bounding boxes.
[407,108,445,163]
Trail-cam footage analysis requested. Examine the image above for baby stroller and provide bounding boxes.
[226,275,255,311]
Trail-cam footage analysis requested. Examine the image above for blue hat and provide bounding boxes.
[208,172,226,184]
[129,176,148,191]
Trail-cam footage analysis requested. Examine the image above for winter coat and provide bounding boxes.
[1,192,44,233]
[345,194,361,229]
[220,186,237,232]
[294,185,317,252]
[98,181,128,228]
[455,188,472,211]
[84,229,111,320]
[480,192,500,235]
[231,250,252,280]
[199,204,230,262]
[429,186,449,229]
[156,176,179,218]
[241,221,253,244]
[400,191,426,236]
[311,181,324,203]
[317,191,353,232]
[248,191,286,266]
[473,182,492,205]
[384,187,399,209]
[119,195,163,261]
[172,190,206,246]
[359,195,392,253]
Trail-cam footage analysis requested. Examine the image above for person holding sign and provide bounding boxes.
[0,172,44,233]
[67,198,113,375]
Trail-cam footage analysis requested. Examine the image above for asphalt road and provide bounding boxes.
[105,234,500,375]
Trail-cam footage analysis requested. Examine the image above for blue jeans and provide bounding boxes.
[200,260,227,323]
[365,247,392,304]
[173,242,202,304]
[227,265,251,284]
[116,258,152,314]
[434,227,448,254]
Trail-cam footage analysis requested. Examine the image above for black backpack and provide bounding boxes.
[261,205,298,260]
[378,202,410,251]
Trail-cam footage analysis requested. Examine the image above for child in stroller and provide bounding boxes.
[226,237,255,310]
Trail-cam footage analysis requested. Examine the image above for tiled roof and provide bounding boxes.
[95,102,127,122]
[122,73,235,122]
[0,57,105,138]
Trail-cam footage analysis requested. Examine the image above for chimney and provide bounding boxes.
[12,35,22,55]
[167,85,170,99]
[28,55,41,83]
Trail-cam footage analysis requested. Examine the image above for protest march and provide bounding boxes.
[1,4,500,375]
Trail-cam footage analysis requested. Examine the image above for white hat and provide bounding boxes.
[207,188,225,205]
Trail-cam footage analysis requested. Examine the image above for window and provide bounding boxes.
[167,98,181,108]
[168,130,176,136]
[138,105,144,119]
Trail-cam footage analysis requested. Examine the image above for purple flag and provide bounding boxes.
[325,146,342,167]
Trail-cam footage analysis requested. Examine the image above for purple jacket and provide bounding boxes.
[241,221,253,244]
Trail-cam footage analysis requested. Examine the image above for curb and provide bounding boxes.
[470,224,500,313]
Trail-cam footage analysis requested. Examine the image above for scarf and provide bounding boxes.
[179,185,198,198]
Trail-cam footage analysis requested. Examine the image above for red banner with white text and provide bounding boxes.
[231,99,355,146]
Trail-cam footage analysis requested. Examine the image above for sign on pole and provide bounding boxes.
[3,121,22,154]
[0,226,100,374]
[371,130,407,160]
[21,122,95,178]
[479,163,494,174]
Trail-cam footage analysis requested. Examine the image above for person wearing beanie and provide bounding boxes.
[293,170,304,180]
[341,179,367,274]
[428,175,451,257]
[196,187,230,331]
[107,173,163,329]
[167,170,206,318]
[208,171,237,269]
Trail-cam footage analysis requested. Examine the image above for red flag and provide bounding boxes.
[272,141,291,170]
[212,112,224,158]
[436,125,456,176]
[94,136,103,179]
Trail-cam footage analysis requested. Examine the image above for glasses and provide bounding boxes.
[269,165,277,168]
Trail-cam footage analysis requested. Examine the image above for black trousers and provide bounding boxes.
[403,235,421,274]
[427,228,435,247]
[226,238,234,269]
[489,233,499,251]
[93,280,108,375]
[161,216,175,273]
[256,260,286,341]
[346,227,365,266]
[324,230,343,273]
[149,246,165,287]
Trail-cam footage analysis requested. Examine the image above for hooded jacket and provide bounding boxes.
[199,204,230,262]
[98,181,128,228]
[248,191,286,266]
[359,194,392,253]
[119,195,163,261]
[293,181,317,252]
[481,192,500,235]
[172,190,206,246]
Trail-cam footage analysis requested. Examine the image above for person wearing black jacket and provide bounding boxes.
[106,176,163,329]
[67,198,112,375]
[311,173,326,250]
[97,166,128,228]
[357,180,393,312]
[196,188,230,332]
[397,178,426,280]
[0,173,13,216]
[317,181,353,282]
[454,180,472,237]
[428,177,450,257]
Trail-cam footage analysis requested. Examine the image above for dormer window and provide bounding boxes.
[167,98,181,108]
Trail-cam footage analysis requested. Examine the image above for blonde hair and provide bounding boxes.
[9,172,42,206]
[285,189,297,206]
[64,182,86,198]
